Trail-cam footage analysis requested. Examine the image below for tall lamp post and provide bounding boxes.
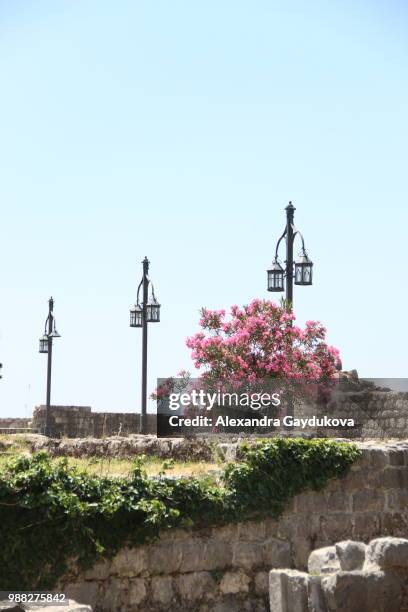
[267,202,313,307]
[267,203,313,422]
[130,257,161,434]
[39,297,61,436]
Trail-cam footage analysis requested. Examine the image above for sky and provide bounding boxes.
[0,1,407,417]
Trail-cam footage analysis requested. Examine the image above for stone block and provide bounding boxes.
[382,468,408,489]
[388,450,405,466]
[151,575,174,604]
[232,541,263,569]
[365,537,408,570]
[128,578,147,606]
[353,512,381,540]
[379,512,408,536]
[321,571,367,612]
[335,540,366,571]
[219,571,250,594]
[179,538,232,572]
[262,538,292,568]
[387,488,408,510]
[99,578,126,611]
[177,571,216,601]
[321,570,402,612]
[111,546,148,576]
[269,569,309,612]
[149,541,182,574]
[308,575,326,612]
[237,519,266,541]
[370,449,390,469]
[295,491,328,513]
[212,523,238,541]
[308,546,339,575]
[343,468,372,490]
[352,489,385,512]
[326,491,350,512]
[82,558,111,581]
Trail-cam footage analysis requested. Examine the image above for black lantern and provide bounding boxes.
[146,295,160,322]
[39,334,49,354]
[267,259,285,292]
[295,252,313,286]
[130,303,143,327]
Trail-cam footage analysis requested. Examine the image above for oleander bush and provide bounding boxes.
[0,438,360,589]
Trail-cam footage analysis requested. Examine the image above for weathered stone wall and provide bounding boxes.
[58,441,408,612]
[296,386,408,440]
[0,417,31,430]
[31,406,156,438]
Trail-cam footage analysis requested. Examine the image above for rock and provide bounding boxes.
[365,537,408,570]
[321,571,368,612]
[335,540,367,571]
[29,434,215,461]
[321,570,402,612]
[308,546,340,575]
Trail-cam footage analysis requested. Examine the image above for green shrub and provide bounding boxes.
[0,439,360,589]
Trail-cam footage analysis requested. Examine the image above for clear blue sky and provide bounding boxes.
[0,1,407,417]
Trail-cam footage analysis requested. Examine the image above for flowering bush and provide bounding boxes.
[186,299,341,387]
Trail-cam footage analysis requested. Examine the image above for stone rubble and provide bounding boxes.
[270,536,408,612]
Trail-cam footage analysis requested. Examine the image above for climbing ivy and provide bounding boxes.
[0,438,360,589]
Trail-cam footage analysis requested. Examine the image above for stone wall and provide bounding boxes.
[296,385,408,440]
[58,441,408,611]
[28,384,408,441]
[31,406,157,438]
[0,417,31,430]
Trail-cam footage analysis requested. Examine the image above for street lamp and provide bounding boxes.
[267,202,313,307]
[129,257,161,434]
[38,297,61,436]
[294,252,313,286]
[267,259,285,292]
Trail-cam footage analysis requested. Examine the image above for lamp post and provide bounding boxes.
[267,202,313,308]
[267,203,313,423]
[38,297,61,436]
[130,257,161,434]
